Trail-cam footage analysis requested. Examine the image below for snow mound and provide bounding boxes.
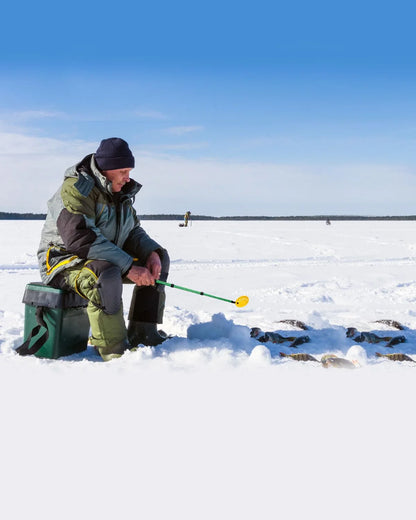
[186,312,249,346]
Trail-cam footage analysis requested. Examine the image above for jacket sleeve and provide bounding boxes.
[57,177,134,274]
[122,213,163,265]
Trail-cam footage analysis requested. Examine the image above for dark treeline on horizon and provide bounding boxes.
[1,212,416,221]
[0,212,47,220]
[138,214,416,221]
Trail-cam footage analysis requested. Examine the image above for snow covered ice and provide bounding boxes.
[1,220,415,519]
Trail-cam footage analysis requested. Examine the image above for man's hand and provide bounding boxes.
[126,251,162,286]
[126,265,155,286]
[145,251,162,280]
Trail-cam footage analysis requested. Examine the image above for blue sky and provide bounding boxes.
[1,0,416,215]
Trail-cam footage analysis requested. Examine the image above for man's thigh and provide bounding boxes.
[60,260,123,314]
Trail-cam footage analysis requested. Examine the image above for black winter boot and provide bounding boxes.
[128,321,168,347]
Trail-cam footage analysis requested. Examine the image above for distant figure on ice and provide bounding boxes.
[326,219,331,225]
[183,211,191,227]
[37,137,170,360]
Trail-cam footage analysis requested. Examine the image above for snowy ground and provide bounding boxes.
[1,220,415,519]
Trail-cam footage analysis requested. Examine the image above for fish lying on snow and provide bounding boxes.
[276,319,309,330]
[346,328,406,348]
[288,336,310,347]
[347,329,392,343]
[373,319,406,330]
[279,352,358,368]
[384,336,406,348]
[250,328,295,343]
[354,333,406,348]
[250,327,310,348]
[346,327,359,338]
[375,352,415,362]
[279,352,319,362]
[321,354,358,369]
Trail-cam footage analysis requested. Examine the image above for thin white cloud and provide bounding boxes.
[132,109,168,120]
[163,125,204,136]
[142,141,209,152]
[10,110,66,121]
[2,108,169,125]
[0,132,94,155]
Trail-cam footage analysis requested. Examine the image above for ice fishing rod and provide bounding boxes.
[156,280,249,308]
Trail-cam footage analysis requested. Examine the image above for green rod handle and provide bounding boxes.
[156,279,235,304]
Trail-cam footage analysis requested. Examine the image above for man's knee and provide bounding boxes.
[95,264,123,314]
[159,249,170,283]
[80,260,123,315]
[128,250,169,323]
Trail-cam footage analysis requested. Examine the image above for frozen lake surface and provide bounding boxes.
[0,220,415,519]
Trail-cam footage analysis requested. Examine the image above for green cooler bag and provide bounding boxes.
[18,282,90,359]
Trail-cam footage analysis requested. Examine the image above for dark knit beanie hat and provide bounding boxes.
[94,137,135,170]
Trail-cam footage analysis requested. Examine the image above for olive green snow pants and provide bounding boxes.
[51,255,169,350]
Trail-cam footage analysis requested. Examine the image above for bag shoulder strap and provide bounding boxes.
[16,307,49,356]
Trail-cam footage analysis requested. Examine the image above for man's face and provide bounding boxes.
[102,168,133,192]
